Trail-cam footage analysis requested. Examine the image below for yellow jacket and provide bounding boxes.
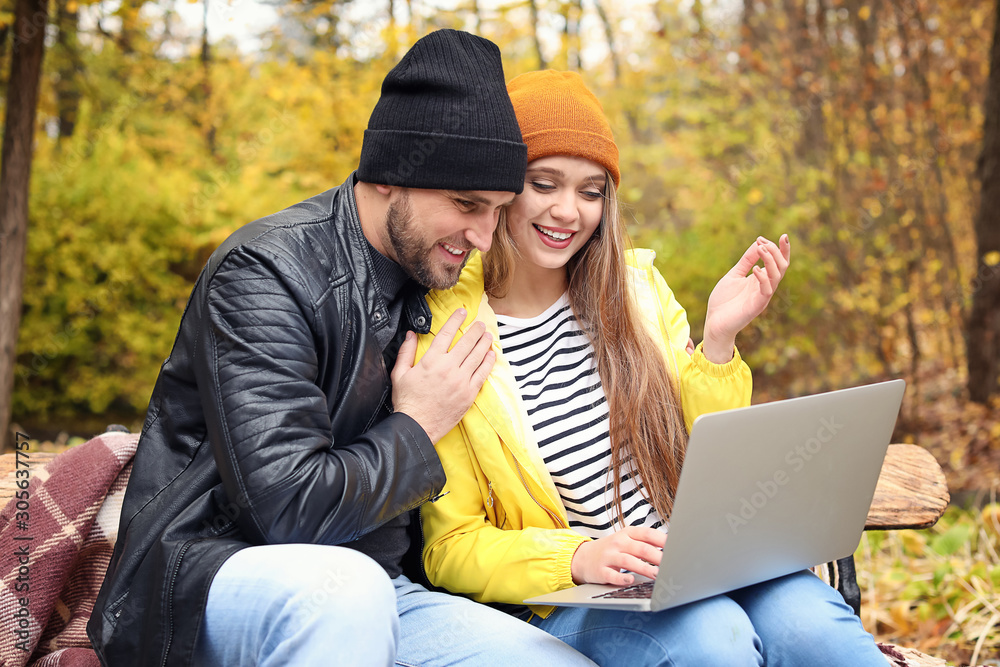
[417,249,752,617]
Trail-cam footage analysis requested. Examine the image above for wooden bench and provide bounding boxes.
[0,441,951,666]
[828,444,950,617]
[0,444,951,531]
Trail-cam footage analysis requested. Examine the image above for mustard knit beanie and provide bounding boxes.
[506,70,620,187]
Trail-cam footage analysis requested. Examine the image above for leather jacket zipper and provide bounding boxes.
[160,539,195,666]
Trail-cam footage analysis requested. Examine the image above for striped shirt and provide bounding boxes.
[496,293,666,539]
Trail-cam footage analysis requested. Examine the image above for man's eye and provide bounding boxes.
[457,199,476,209]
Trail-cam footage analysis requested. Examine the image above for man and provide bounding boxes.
[88,30,592,666]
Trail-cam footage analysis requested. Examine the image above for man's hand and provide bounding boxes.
[391,308,496,443]
[570,526,666,586]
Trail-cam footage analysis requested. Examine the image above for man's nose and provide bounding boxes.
[465,212,496,253]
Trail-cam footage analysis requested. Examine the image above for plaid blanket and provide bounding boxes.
[0,431,137,667]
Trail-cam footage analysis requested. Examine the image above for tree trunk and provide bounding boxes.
[56,2,81,140]
[967,0,1000,403]
[528,0,547,69]
[0,0,49,451]
[469,0,481,36]
[202,0,216,155]
[894,0,966,328]
[594,0,620,82]
[406,0,416,35]
[0,25,10,87]
[691,0,706,34]
[387,0,399,57]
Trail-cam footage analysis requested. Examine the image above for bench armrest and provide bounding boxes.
[865,444,950,531]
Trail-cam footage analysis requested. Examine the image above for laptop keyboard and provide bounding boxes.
[592,581,654,599]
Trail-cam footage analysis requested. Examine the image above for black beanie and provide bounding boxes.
[358,29,527,193]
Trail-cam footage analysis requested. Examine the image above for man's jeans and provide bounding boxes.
[529,569,888,666]
[194,543,593,666]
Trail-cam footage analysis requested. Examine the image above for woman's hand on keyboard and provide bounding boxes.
[570,526,666,586]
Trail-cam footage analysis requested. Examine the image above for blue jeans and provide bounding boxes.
[195,543,594,666]
[529,570,887,667]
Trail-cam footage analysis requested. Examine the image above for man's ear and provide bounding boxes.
[374,183,393,197]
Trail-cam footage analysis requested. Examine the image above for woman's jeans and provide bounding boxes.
[529,569,887,666]
[193,543,594,666]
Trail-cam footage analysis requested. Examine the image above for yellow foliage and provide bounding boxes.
[983,505,1000,538]
[862,198,883,218]
[890,600,916,633]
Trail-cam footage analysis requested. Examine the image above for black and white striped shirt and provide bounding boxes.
[496,293,666,538]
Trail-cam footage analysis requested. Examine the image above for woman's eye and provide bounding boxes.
[582,190,603,199]
[531,181,555,191]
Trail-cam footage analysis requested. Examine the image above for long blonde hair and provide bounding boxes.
[484,175,690,523]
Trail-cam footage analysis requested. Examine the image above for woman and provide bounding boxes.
[414,70,886,666]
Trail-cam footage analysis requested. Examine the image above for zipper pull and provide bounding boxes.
[486,481,494,508]
[430,490,450,503]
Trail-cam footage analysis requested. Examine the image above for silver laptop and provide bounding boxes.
[524,379,906,611]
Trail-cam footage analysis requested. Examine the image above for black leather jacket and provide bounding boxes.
[87,174,445,666]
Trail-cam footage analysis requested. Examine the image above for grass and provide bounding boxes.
[860,502,1000,666]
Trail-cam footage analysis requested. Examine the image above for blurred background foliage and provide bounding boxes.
[5,0,999,472]
[5,0,994,428]
[2,0,1000,661]
[2,0,997,459]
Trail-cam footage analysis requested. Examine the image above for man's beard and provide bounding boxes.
[383,193,471,290]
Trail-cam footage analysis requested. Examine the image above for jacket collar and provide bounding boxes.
[425,255,565,513]
[340,172,431,335]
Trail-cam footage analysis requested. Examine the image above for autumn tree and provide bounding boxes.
[968,0,1000,403]
[0,0,48,450]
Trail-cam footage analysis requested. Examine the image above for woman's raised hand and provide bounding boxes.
[701,234,791,364]
[570,526,666,586]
